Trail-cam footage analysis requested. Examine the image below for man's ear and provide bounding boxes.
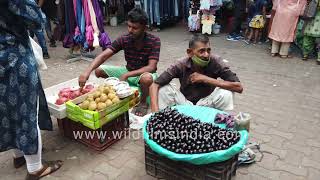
[187,48,193,57]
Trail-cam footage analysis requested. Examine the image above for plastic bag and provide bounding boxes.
[29,36,48,70]
[143,105,249,165]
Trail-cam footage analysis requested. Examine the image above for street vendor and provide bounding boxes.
[149,34,243,112]
[78,8,161,116]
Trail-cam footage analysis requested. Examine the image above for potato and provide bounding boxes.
[108,93,116,100]
[105,99,113,107]
[103,87,109,94]
[95,97,101,103]
[88,102,97,111]
[98,85,104,92]
[112,97,120,104]
[86,97,94,102]
[100,94,108,102]
[81,100,90,110]
[97,102,107,110]
[109,90,116,94]
[87,94,94,99]
[93,91,101,98]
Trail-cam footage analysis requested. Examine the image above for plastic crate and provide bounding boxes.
[65,93,134,130]
[145,143,238,180]
[57,112,129,152]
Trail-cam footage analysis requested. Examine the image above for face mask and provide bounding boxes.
[192,55,210,67]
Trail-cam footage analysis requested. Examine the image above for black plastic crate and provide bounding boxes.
[145,143,238,180]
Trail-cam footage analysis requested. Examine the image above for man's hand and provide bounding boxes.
[119,73,129,81]
[79,72,90,88]
[189,72,208,84]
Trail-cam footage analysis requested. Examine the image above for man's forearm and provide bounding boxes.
[204,77,243,93]
[149,83,160,112]
[84,48,113,75]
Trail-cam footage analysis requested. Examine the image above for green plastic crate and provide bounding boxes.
[66,95,132,130]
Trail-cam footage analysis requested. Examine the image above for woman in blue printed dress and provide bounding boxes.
[0,0,62,179]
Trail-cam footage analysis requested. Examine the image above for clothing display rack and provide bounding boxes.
[188,0,223,35]
[59,0,111,63]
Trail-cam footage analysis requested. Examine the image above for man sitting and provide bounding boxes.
[79,8,161,116]
[149,34,243,112]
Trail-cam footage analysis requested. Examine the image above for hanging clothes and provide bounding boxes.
[73,0,86,44]
[83,0,94,48]
[202,14,215,34]
[88,0,101,47]
[63,0,76,48]
[92,0,111,49]
[62,0,111,50]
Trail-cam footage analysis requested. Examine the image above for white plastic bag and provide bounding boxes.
[29,36,47,70]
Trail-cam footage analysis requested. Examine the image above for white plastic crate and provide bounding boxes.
[44,75,105,119]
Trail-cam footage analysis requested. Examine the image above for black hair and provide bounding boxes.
[127,8,148,25]
[189,34,210,48]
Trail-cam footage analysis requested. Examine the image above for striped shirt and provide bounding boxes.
[109,33,161,71]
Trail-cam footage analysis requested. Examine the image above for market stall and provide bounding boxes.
[45,76,139,151]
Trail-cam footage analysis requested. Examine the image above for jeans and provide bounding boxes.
[229,8,245,36]
[154,0,160,25]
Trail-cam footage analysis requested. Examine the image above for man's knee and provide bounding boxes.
[219,89,233,101]
[95,68,108,78]
[139,73,153,86]
[217,89,234,111]
[158,84,173,95]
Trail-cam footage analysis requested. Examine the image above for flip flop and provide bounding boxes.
[133,103,149,117]
[25,160,63,180]
[302,55,308,61]
[280,55,293,59]
[238,147,256,165]
[13,156,26,168]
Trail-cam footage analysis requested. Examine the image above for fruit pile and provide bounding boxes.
[146,107,241,154]
[78,85,120,111]
[55,85,94,105]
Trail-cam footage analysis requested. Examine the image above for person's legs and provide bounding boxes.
[196,87,234,111]
[45,17,56,47]
[12,149,26,168]
[247,28,254,42]
[95,67,109,78]
[24,97,62,179]
[271,40,280,56]
[24,122,42,173]
[279,42,291,57]
[97,65,128,79]
[302,35,315,60]
[33,29,50,59]
[132,72,158,116]
[158,83,193,110]
[139,73,153,104]
[253,28,259,44]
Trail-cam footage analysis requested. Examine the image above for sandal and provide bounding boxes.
[25,160,63,180]
[280,55,293,58]
[132,103,149,117]
[271,53,277,57]
[302,55,308,61]
[13,156,26,168]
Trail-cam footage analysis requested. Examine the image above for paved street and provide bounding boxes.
[1,24,320,180]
